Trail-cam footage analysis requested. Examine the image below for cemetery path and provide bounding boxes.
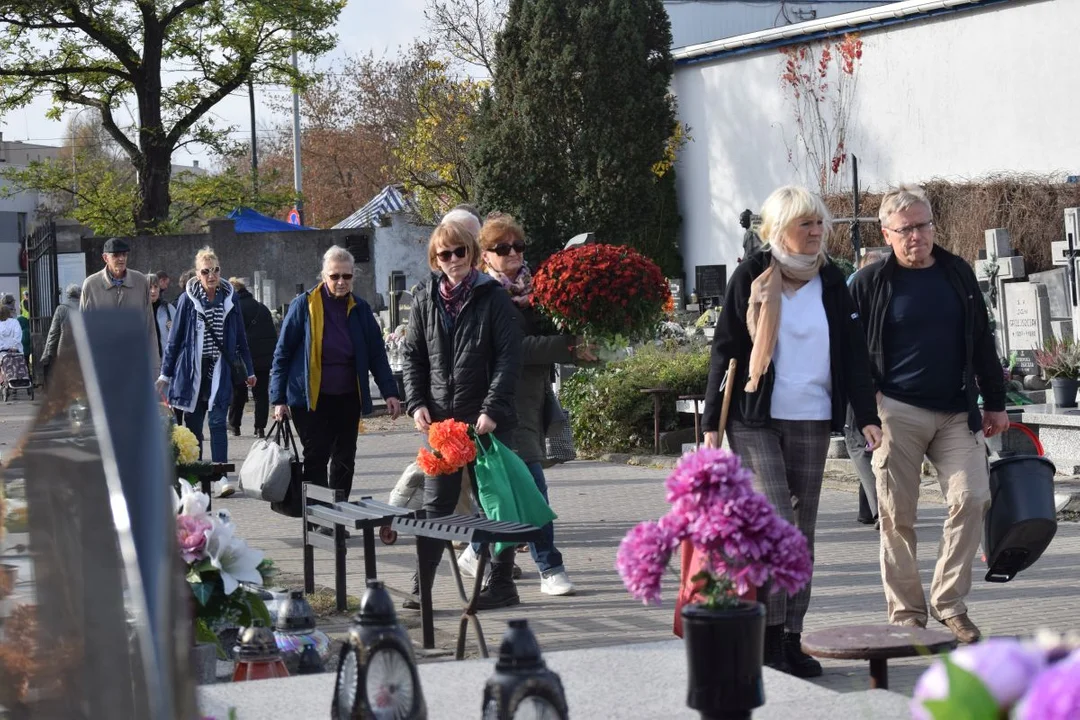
[2,401,1078,697]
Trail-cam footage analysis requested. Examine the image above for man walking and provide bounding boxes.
[850,186,1008,643]
[228,277,277,438]
[81,237,159,373]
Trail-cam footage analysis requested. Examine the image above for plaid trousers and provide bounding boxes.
[728,418,831,633]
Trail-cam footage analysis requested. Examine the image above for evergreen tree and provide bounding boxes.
[472,0,681,272]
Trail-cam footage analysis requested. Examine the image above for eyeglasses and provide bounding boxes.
[328,273,353,282]
[199,267,220,277]
[489,241,526,257]
[884,220,935,238]
[435,246,468,262]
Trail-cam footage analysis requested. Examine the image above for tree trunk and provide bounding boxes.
[134,21,172,233]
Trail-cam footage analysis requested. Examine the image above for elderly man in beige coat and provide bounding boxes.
[80,237,160,373]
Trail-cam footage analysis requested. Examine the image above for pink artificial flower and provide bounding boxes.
[615,521,676,605]
[766,520,814,595]
[177,514,213,564]
[665,448,753,505]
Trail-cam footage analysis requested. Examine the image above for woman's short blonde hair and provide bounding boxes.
[758,186,832,249]
[427,222,480,271]
[479,212,525,252]
[878,184,932,224]
[194,246,218,267]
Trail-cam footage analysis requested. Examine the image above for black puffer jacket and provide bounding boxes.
[235,287,278,372]
[403,272,522,429]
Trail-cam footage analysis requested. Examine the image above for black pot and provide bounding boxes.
[681,601,766,720]
[1051,377,1079,408]
[984,454,1058,582]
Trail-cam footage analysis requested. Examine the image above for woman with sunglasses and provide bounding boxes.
[454,213,597,598]
[401,220,523,610]
[269,246,402,516]
[157,247,256,498]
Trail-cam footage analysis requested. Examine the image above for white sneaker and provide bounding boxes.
[217,479,238,499]
[540,570,575,596]
[457,544,479,578]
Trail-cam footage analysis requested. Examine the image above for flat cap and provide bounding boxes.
[102,237,130,253]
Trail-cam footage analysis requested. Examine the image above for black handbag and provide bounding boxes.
[269,416,305,518]
[207,320,249,382]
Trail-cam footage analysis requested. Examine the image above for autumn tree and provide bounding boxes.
[471,0,682,271]
[425,0,508,76]
[0,0,344,233]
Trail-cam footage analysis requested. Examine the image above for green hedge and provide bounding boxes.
[560,346,711,454]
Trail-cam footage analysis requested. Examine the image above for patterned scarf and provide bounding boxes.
[486,263,533,307]
[190,277,228,361]
[438,268,478,321]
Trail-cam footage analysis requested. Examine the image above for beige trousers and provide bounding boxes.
[872,395,990,624]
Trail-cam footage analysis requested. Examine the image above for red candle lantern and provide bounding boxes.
[232,620,289,682]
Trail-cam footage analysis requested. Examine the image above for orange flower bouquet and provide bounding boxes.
[417,420,477,476]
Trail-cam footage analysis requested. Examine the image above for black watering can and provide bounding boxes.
[983,423,1058,583]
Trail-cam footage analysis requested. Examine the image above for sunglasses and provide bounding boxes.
[328,273,353,282]
[199,267,220,277]
[435,246,468,262]
[490,241,526,257]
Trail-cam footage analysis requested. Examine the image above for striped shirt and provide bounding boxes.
[192,282,226,361]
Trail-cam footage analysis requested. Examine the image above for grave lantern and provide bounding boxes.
[232,620,289,681]
[482,620,568,720]
[333,580,426,720]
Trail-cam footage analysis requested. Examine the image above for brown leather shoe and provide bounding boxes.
[893,617,927,629]
[940,613,981,644]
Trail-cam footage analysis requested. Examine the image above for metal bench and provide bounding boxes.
[302,483,416,612]
[391,514,543,660]
[800,624,957,689]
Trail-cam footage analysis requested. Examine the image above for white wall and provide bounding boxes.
[372,213,435,309]
[672,0,1075,286]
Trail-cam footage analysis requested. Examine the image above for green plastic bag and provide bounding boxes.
[473,435,557,555]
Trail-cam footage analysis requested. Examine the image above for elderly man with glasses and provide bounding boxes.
[270,246,401,517]
[849,185,1008,644]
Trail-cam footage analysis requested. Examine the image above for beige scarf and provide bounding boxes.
[744,242,825,392]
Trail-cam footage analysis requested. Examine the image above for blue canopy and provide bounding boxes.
[227,207,314,233]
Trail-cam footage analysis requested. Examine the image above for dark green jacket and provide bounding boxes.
[508,303,576,464]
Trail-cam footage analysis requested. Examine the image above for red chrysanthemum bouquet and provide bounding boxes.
[532,243,672,357]
[417,419,477,476]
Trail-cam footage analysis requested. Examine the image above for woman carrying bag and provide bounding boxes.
[701,186,881,678]
[402,219,523,611]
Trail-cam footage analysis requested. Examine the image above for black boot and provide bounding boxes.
[230,425,241,437]
[783,632,823,678]
[255,428,266,439]
[476,561,520,610]
[764,624,791,674]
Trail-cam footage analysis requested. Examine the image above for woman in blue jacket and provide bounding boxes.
[157,247,255,497]
[270,245,402,506]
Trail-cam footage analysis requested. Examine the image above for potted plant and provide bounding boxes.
[1034,337,1080,408]
[616,448,813,719]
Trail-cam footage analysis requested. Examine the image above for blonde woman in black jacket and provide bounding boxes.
[702,185,881,678]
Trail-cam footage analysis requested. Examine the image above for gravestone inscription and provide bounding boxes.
[1003,282,1053,374]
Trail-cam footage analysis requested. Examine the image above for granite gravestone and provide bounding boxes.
[1029,268,1073,341]
[1003,282,1053,374]
[694,265,727,307]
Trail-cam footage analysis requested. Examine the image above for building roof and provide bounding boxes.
[673,0,1016,64]
[332,185,419,230]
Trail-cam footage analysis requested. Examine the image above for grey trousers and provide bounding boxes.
[728,418,831,633]
[845,405,878,519]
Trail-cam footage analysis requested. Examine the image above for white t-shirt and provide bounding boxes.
[770,274,832,421]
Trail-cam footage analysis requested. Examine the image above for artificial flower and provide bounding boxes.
[616,520,676,605]
[177,514,213,563]
[175,480,210,519]
[417,447,456,476]
[1017,649,1080,720]
[204,520,265,596]
[172,425,200,465]
[428,420,475,468]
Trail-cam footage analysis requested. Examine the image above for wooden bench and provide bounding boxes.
[302,484,416,612]
[391,514,543,660]
[800,624,957,689]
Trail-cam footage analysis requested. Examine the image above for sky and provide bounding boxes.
[0,0,429,170]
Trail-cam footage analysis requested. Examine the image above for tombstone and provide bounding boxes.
[975,228,1027,358]
[1,310,198,717]
[1003,282,1053,374]
[694,265,727,308]
[1053,208,1080,338]
[1028,268,1072,341]
[668,277,685,312]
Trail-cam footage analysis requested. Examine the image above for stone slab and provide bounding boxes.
[198,640,911,720]
[1030,268,1072,320]
[1003,282,1052,374]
